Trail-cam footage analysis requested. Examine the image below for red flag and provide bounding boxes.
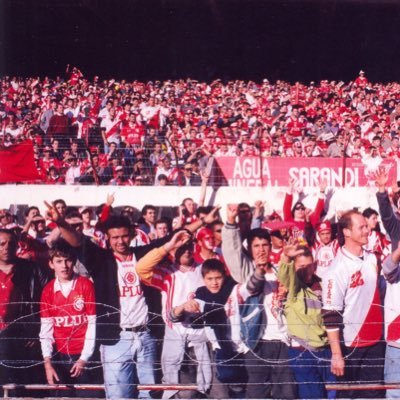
[0,140,42,183]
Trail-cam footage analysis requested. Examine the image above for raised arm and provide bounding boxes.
[136,231,191,284]
[221,204,254,283]
[44,201,82,247]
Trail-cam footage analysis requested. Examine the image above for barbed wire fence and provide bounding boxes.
[0,298,394,398]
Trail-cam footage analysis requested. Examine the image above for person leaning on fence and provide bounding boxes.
[39,240,96,398]
[381,242,400,399]
[278,242,336,399]
[322,210,385,399]
[221,204,298,399]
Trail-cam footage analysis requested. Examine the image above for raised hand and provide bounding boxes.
[374,167,389,191]
[253,200,265,218]
[226,204,239,224]
[44,201,63,224]
[165,230,192,252]
[106,192,115,206]
[203,205,221,225]
[318,178,328,193]
[282,238,305,260]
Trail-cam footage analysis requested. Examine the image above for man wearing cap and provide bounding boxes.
[307,221,339,282]
[109,166,131,186]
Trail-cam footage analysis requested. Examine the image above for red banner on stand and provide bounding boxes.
[215,157,397,187]
[0,140,41,183]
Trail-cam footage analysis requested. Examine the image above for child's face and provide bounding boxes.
[49,256,74,283]
[294,255,316,284]
[203,271,225,294]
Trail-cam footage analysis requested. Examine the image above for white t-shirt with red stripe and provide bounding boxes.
[146,262,205,335]
[312,239,339,281]
[382,256,400,346]
[116,254,149,328]
[322,247,383,348]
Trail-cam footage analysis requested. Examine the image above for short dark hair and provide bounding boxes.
[0,229,17,243]
[201,258,226,278]
[49,240,77,263]
[362,207,378,219]
[247,228,271,259]
[141,205,156,216]
[103,216,133,233]
[155,218,171,229]
[24,206,39,218]
[53,199,66,208]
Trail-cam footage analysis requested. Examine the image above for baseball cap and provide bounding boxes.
[317,221,332,233]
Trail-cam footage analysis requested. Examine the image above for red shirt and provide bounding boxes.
[40,276,96,355]
[0,269,19,330]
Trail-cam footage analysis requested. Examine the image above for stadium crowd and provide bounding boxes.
[0,166,399,399]
[1,69,400,185]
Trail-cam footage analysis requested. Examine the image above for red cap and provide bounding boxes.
[317,221,331,233]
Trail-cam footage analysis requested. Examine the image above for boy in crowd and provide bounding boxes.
[170,258,266,398]
[278,241,336,399]
[39,241,96,397]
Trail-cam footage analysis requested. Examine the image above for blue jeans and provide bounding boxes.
[100,330,156,399]
[385,345,400,399]
[288,347,336,399]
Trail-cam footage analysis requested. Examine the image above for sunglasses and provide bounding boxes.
[213,229,222,233]
[295,205,305,211]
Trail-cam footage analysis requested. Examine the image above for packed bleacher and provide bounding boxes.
[1,69,400,186]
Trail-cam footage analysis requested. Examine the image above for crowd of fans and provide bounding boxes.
[0,167,400,399]
[2,69,400,185]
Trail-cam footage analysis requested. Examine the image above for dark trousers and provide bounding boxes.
[338,341,386,399]
[244,339,297,399]
[51,352,98,398]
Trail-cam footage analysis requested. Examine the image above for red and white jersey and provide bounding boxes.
[382,256,400,345]
[83,227,107,249]
[145,262,205,334]
[100,117,121,143]
[130,228,151,247]
[269,247,283,267]
[322,247,383,347]
[40,276,96,355]
[261,267,288,343]
[365,230,391,262]
[116,254,148,328]
[312,239,339,281]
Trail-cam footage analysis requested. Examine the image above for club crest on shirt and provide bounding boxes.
[73,296,85,311]
[124,272,137,285]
